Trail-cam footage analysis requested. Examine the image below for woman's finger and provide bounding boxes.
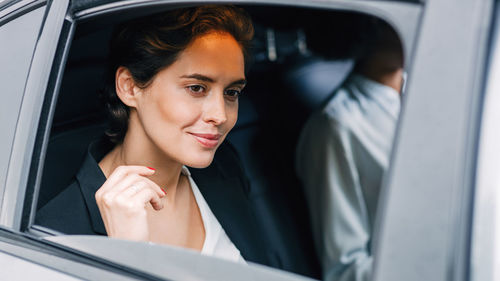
[105,173,166,200]
[97,173,141,204]
[100,165,156,192]
[131,175,166,198]
[103,173,143,195]
[121,182,144,198]
[134,187,164,211]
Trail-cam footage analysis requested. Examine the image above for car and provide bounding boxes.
[0,0,498,280]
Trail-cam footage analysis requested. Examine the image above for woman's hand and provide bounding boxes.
[95,166,166,241]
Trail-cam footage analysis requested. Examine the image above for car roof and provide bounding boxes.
[69,0,422,13]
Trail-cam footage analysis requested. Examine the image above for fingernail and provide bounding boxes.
[161,188,167,195]
[147,167,155,171]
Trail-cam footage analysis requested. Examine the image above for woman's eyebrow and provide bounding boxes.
[181,73,215,83]
[180,73,215,82]
[229,79,247,87]
[180,73,246,87]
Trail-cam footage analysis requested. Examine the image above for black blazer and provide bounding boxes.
[36,138,270,266]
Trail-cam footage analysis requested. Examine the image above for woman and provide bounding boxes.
[37,5,268,265]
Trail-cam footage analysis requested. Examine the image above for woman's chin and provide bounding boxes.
[183,154,215,169]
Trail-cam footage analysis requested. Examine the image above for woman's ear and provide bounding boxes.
[115,66,141,108]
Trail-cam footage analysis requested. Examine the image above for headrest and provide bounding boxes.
[282,56,354,110]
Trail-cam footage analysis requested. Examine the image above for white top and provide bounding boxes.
[181,166,246,264]
[296,74,400,281]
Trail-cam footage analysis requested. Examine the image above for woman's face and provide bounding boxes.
[132,32,245,168]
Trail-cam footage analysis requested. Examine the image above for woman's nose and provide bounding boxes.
[203,91,227,125]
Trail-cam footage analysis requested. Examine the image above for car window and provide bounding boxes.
[0,6,45,210]
[24,1,421,280]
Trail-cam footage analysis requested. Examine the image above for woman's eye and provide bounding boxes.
[187,85,205,94]
[225,89,241,100]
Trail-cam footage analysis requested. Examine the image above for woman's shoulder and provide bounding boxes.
[35,180,96,235]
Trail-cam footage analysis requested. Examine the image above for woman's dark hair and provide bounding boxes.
[102,5,254,143]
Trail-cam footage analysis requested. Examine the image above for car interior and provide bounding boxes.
[33,3,401,279]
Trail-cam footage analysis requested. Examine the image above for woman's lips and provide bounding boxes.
[189,133,221,148]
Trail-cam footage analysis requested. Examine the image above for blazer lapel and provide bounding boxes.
[76,139,110,235]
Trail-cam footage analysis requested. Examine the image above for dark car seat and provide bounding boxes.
[282,56,353,110]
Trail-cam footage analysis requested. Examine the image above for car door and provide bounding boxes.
[372,0,494,281]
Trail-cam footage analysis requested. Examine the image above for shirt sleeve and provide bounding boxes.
[296,111,372,281]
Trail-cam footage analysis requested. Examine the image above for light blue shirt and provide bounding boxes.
[296,74,400,281]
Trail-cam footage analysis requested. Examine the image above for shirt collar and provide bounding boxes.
[181,165,191,176]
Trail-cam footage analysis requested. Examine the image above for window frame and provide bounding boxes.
[372,0,494,281]
[470,1,500,280]
[0,0,42,26]
[0,0,47,225]
[25,0,422,235]
[16,0,425,280]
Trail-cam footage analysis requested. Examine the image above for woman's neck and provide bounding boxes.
[99,116,185,205]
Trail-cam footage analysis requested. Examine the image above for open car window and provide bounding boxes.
[7,0,422,280]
